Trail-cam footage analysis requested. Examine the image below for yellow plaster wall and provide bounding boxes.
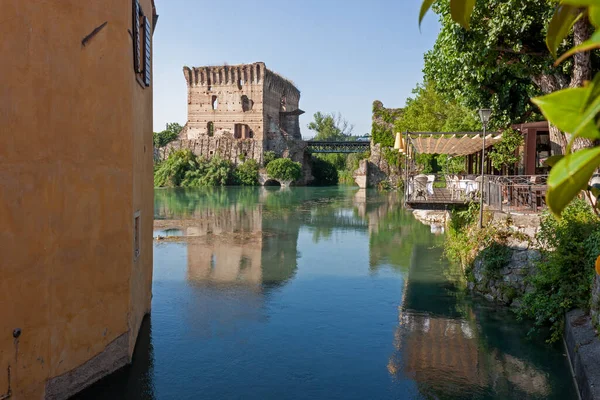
[0,1,155,398]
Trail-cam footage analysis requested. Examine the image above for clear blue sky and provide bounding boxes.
[152,0,440,137]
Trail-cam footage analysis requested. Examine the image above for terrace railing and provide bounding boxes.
[406,174,548,214]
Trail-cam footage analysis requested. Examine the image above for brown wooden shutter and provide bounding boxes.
[133,0,141,73]
[144,16,152,87]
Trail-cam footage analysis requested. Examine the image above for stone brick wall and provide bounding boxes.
[166,137,264,165]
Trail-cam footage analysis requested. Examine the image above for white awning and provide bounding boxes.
[408,133,502,156]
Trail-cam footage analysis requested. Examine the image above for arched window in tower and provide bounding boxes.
[211,95,218,110]
[207,121,214,137]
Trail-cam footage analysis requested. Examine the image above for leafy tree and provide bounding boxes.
[311,157,339,186]
[309,111,355,174]
[232,159,259,186]
[488,128,524,173]
[154,123,183,160]
[308,112,354,141]
[266,158,302,182]
[395,81,481,133]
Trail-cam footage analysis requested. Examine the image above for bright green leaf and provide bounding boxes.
[556,30,600,65]
[532,87,600,140]
[547,147,600,216]
[419,0,436,28]
[546,4,582,58]
[544,155,564,167]
[590,6,600,28]
[450,0,476,30]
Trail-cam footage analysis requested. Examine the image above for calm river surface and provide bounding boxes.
[77,187,576,400]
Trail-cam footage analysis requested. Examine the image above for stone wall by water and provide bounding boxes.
[467,214,541,307]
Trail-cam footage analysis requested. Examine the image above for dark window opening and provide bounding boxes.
[237,78,243,90]
[234,124,242,139]
[134,211,141,260]
[207,122,214,137]
[211,95,218,110]
[241,95,253,112]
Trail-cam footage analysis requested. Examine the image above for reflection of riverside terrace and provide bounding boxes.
[173,62,305,165]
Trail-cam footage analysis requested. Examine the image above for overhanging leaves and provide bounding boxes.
[546,4,582,58]
[532,87,600,140]
[547,147,600,216]
[419,0,436,28]
[450,0,476,30]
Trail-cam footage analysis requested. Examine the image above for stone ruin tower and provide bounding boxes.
[175,62,307,166]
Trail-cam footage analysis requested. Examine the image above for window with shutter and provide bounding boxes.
[144,16,152,87]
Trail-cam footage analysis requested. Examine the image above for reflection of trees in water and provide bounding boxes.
[154,187,260,219]
[388,245,557,399]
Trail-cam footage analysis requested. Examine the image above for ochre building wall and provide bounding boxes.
[0,1,156,399]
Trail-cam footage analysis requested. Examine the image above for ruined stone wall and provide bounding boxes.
[167,137,264,165]
[183,63,266,142]
[263,69,302,140]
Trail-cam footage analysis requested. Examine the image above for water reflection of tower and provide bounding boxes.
[184,202,300,290]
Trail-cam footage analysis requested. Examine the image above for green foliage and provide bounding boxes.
[266,158,302,182]
[475,242,512,280]
[154,122,183,148]
[263,151,278,167]
[232,159,259,186]
[372,101,404,146]
[338,170,355,186]
[415,153,436,174]
[519,200,600,342]
[382,147,404,171]
[154,150,250,187]
[311,156,339,186]
[422,0,558,128]
[488,128,524,172]
[436,154,466,174]
[308,112,354,141]
[395,81,481,133]
[154,149,199,187]
[180,155,232,187]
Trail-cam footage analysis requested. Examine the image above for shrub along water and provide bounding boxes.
[154,149,259,188]
[519,200,600,342]
[266,158,302,182]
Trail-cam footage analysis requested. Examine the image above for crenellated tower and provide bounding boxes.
[177,62,304,165]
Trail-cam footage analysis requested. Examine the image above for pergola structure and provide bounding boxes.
[404,132,502,175]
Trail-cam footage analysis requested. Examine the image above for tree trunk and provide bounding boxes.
[568,18,595,151]
[532,73,569,154]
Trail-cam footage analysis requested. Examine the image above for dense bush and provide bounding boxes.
[311,157,339,186]
[232,159,259,186]
[154,149,200,187]
[263,151,278,167]
[519,200,600,342]
[266,158,302,182]
[154,150,234,187]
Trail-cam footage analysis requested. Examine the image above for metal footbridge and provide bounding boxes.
[305,141,370,154]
